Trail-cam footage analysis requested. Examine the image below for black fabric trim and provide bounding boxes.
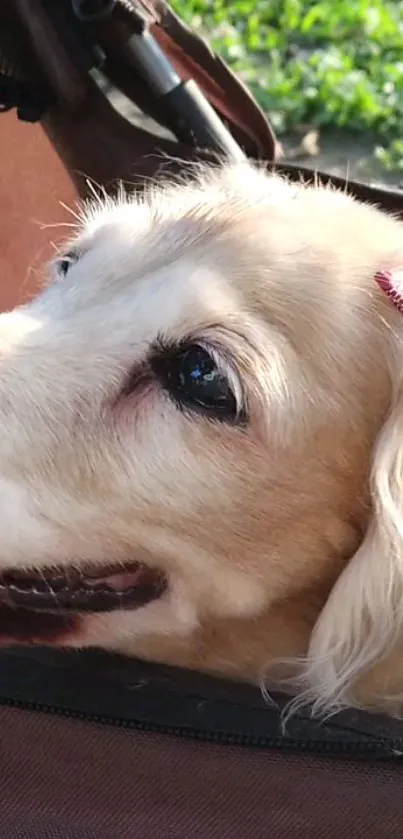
[0,74,51,121]
[0,647,402,758]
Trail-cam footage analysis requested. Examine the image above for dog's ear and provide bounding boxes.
[304,343,403,714]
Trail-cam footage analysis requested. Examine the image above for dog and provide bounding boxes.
[1,161,403,717]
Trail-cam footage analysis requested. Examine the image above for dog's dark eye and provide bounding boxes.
[56,251,79,278]
[152,344,240,421]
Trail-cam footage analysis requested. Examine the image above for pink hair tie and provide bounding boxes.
[375,269,403,314]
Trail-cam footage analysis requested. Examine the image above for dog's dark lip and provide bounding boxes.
[0,563,168,614]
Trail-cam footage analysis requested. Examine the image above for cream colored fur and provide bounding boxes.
[2,161,403,716]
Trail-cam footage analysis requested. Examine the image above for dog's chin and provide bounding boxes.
[0,562,168,646]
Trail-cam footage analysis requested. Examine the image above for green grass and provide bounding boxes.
[172,0,403,169]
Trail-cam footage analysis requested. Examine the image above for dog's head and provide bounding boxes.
[1,162,403,713]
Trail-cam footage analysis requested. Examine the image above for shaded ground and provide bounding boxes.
[282,128,403,190]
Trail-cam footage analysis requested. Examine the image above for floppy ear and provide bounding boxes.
[304,354,403,714]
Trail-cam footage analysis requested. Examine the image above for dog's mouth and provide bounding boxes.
[0,563,168,615]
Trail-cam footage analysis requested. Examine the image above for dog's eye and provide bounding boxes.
[152,344,240,421]
[55,251,79,278]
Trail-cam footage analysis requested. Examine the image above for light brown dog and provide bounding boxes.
[1,162,403,717]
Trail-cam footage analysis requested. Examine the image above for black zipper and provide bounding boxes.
[0,648,402,760]
[0,693,400,759]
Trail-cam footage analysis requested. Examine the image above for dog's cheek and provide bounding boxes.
[107,374,158,431]
[0,478,61,566]
[64,582,200,652]
[107,399,220,518]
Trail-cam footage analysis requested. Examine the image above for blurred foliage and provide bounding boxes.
[173,0,403,168]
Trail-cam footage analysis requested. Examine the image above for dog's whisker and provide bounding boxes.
[84,178,109,207]
[58,201,84,223]
[36,221,80,231]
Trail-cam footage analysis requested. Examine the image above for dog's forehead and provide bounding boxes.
[77,168,303,272]
[52,171,397,348]
[41,210,243,352]
[79,177,377,279]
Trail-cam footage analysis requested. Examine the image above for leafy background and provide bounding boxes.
[172,0,403,179]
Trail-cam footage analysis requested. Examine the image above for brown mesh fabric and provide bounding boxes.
[0,703,402,838]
